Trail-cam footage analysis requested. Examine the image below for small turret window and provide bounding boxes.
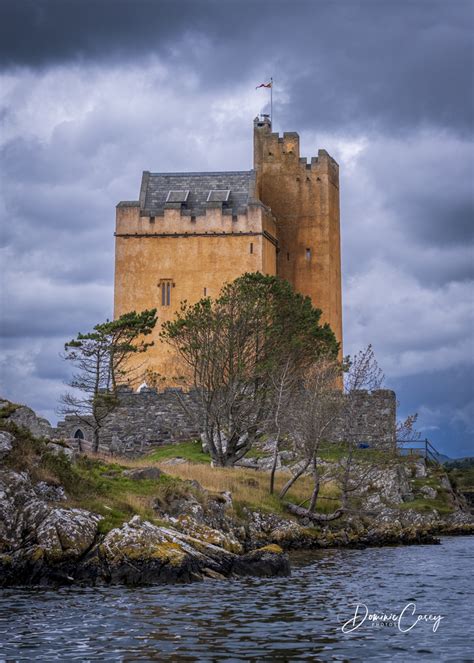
[250,243,254,254]
[160,280,173,306]
[306,248,311,261]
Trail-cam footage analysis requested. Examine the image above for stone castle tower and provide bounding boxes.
[114,117,342,378]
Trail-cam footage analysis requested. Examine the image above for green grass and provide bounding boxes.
[399,497,454,515]
[146,440,210,464]
[66,456,197,533]
[447,466,474,492]
[0,402,19,419]
[412,477,442,490]
[0,417,199,534]
[246,447,269,460]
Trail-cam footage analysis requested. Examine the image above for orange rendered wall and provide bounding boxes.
[114,204,277,379]
[253,121,343,355]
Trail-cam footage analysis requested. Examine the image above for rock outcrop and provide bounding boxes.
[0,414,289,587]
[0,400,54,439]
[98,516,288,584]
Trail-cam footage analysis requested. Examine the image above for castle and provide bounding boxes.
[57,118,397,451]
[114,116,343,378]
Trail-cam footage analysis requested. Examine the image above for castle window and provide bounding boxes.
[191,215,196,223]
[232,214,238,223]
[149,216,155,224]
[287,252,290,261]
[204,287,207,296]
[160,281,172,306]
[250,242,254,254]
[306,248,311,261]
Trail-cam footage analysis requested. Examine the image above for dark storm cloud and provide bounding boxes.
[366,135,474,247]
[0,0,200,66]
[1,0,472,135]
[391,366,474,458]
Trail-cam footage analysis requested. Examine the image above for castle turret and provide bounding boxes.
[253,116,343,356]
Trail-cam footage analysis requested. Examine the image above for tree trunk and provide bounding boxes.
[93,427,100,453]
[308,477,320,513]
[279,458,311,499]
[269,436,280,495]
[285,502,344,522]
[308,456,320,513]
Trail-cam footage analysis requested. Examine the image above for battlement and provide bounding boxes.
[254,120,338,182]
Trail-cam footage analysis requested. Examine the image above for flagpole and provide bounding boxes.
[270,77,273,129]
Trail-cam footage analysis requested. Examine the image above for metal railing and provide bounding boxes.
[397,438,443,465]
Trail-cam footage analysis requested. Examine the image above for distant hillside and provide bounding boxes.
[444,457,474,469]
[445,458,474,509]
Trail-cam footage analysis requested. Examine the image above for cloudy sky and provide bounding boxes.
[0,0,473,457]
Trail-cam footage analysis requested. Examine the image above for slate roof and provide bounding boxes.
[138,170,257,216]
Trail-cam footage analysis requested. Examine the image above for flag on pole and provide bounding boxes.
[256,81,272,89]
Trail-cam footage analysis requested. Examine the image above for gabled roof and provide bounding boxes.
[138,170,257,216]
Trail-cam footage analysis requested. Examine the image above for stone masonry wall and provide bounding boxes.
[56,386,200,455]
[56,387,397,456]
[330,389,397,446]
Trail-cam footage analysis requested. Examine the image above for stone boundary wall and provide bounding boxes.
[56,387,397,456]
[330,389,397,446]
[56,386,200,455]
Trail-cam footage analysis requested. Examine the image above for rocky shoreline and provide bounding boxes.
[1,400,473,587]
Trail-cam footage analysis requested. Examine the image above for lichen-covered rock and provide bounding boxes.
[0,400,53,438]
[35,508,102,561]
[34,482,67,502]
[165,515,243,554]
[413,459,427,478]
[0,470,46,551]
[99,516,287,585]
[0,431,13,460]
[123,467,162,481]
[100,516,235,584]
[419,485,438,500]
[45,442,74,461]
[439,475,452,491]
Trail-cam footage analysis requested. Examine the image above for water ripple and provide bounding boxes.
[0,536,472,661]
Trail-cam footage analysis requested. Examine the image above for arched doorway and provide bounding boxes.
[74,429,84,451]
